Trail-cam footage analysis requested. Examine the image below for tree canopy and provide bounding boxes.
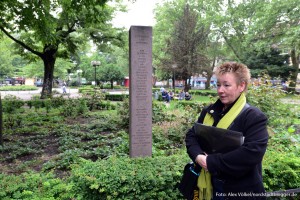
[154,0,299,89]
[0,0,127,98]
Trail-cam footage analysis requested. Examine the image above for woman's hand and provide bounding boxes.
[195,154,208,171]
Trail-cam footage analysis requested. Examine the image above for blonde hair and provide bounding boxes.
[215,62,251,91]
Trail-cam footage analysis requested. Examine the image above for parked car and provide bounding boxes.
[35,81,43,87]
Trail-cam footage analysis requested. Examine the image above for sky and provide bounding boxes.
[112,0,161,30]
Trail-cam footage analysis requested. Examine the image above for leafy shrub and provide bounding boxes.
[77,99,89,115]
[263,150,300,192]
[3,114,23,129]
[105,94,129,101]
[175,101,207,114]
[95,100,116,110]
[2,95,24,113]
[59,99,77,117]
[263,130,300,192]
[82,90,105,111]
[247,85,295,127]
[0,172,73,200]
[117,98,129,129]
[152,101,168,123]
[59,99,89,117]
[69,154,189,200]
[0,85,37,91]
[50,96,66,108]
[188,89,218,97]
[28,96,44,110]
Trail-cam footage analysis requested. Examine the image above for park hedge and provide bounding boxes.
[0,148,299,199]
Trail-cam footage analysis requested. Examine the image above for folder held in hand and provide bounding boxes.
[194,123,244,154]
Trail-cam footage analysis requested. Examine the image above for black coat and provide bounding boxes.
[185,100,269,199]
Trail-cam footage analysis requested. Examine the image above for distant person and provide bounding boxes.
[185,92,192,100]
[169,91,174,100]
[179,90,185,100]
[62,81,67,94]
[154,91,159,100]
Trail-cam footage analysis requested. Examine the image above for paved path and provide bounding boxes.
[0,88,81,100]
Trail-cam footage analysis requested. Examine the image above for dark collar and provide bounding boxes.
[206,98,238,126]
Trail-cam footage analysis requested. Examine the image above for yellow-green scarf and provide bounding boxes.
[196,92,246,200]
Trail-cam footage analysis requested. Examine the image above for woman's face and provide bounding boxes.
[217,73,245,107]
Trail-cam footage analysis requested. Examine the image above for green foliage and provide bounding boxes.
[0,87,300,199]
[0,172,74,200]
[2,95,24,113]
[188,89,218,97]
[98,65,125,89]
[105,93,129,101]
[0,85,37,91]
[175,101,207,114]
[263,131,300,191]
[69,154,189,200]
[117,97,129,129]
[243,47,293,79]
[59,99,89,117]
[0,0,127,98]
[49,96,66,108]
[77,99,89,115]
[247,84,296,127]
[59,99,78,118]
[82,90,105,111]
[152,101,168,123]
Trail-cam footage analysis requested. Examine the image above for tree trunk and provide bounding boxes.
[40,47,57,99]
[184,78,189,92]
[290,49,299,92]
[0,93,3,146]
[110,80,114,89]
[206,76,212,89]
[206,57,217,90]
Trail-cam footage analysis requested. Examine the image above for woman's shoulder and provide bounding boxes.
[243,104,267,120]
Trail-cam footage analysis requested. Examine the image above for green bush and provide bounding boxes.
[0,85,37,91]
[188,89,218,97]
[152,101,168,123]
[175,101,207,114]
[247,85,296,127]
[117,98,129,129]
[263,130,300,192]
[95,100,116,110]
[105,94,129,101]
[0,172,73,200]
[2,95,24,113]
[50,96,66,108]
[263,150,300,192]
[69,154,189,200]
[82,90,105,111]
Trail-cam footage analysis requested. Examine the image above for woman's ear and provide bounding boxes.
[240,81,246,92]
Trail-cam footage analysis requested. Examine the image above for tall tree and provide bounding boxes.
[0,93,3,146]
[154,0,228,90]
[154,1,211,91]
[211,0,300,88]
[251,0,300,89]
[99,64,125,89]
[0,0,126,98]
[0,36,20,78]
[243,47,293,79]
[168,4,210,91]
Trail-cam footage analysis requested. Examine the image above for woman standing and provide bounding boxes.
[185,62,269,200]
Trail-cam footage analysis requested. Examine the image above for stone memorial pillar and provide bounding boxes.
[129,26,152,158]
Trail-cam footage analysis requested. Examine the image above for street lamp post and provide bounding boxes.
[91,61,101,87]
[172,63,177,94]
[76,69,83,86]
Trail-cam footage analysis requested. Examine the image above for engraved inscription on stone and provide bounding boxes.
[129,26,152,158]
